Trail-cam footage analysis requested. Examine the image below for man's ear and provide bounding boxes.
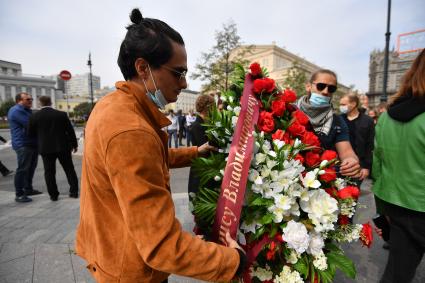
[134,58,149,80]
[305,82,311,93]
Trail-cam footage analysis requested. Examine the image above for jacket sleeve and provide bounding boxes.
[64,113,78,149]
[362,118,375,170]
[168,146,198,168]
[105,130,239,282]
[27,115,37,137]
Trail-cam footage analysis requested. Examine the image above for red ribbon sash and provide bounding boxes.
[212,74,260,244]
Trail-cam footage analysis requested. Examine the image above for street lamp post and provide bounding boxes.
[87,53,94,109]
[381,0,392,103]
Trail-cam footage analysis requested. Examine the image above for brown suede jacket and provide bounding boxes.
[75,81,239,282]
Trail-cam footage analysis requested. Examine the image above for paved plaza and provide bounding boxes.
[0,128,424,282]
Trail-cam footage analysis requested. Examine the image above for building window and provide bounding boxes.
[58,105,63,109]
[1,67,7,74]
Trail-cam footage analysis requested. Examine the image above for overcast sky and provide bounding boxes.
[1,0,424,93]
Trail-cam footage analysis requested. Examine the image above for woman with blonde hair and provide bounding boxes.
[372,48,425,283]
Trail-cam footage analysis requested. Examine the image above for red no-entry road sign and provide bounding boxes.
[59,70,72,81]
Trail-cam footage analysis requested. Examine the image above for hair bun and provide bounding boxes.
[130,8,143,24]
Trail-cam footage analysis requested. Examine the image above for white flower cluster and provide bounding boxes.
[285,249,300,264]
[251,265,273,281]
[313,252,328,271]
[340,200,356,218]
[282,220,310,254]
[300,190,339,232]
[343,224,362,243]
[274,266,304,283]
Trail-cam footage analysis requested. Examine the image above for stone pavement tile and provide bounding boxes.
[70,250,95,283]
[32,244,75,283]
[0,243,34,283]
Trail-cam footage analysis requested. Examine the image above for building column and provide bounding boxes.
[11,86,16,100]
[31,87,37,108]
[50,89,56,108]
[0,85,5,102]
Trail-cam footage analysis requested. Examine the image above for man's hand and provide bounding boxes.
[358,168,369,180]
[197,142,217,157]
[225,232,244,252]
[339,156,360,177]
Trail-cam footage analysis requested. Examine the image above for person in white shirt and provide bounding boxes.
[185,109,196,146]
[167,110,179,148]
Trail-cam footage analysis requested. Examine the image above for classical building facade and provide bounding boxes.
[231,44,350,95]
[367,49,419,108]
[0,60,56,108]
[64,73,101,98]
[165,89,199,113]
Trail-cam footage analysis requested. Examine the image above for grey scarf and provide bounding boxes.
[296,95,333,135]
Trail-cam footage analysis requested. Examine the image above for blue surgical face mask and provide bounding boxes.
[339,105,349,114]
[310,92,331,107]
[142,65,168,109]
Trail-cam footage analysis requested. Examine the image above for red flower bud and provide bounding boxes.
[360,222,373,248]
[249,62,262,77]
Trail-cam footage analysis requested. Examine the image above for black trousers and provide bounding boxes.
[41,151,79,198]
[380,201,425,283]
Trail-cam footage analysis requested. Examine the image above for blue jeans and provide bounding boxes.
[167,129,178,148]
[14,146,38,197]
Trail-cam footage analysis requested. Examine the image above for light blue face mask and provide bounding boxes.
[339,105,349,114]
[310,92,331,107]
[142,65,168,109]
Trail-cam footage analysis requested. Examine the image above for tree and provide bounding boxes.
[191,20,250,93]
[283,61,308,98]
[73,102,93,119]
[0,99,15,117]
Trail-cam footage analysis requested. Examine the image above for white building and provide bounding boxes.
[64,73,101,98]
[166,89,199,113]
[0,60,56,108]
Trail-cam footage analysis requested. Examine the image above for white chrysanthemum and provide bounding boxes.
[313,252,328,271]
[255,153,267,165]
[231,115,238,127]
[301,169,321,189]
[307,232,325,256]
[300,190,339,232]
[251,265,273,281]
[240,220,262,234]
[281,220,310,254]
[274,266,304,283]
[233,106,241,116]
[285,249,300,264]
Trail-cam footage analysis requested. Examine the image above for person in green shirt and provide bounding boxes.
[372,48,425,283]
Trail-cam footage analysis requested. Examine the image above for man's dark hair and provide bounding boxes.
[117,8,185,80]
[38,96,52,107]
[310,69,338,84]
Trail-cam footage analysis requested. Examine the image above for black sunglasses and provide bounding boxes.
[162,65,187,81]
[312,82,337,94]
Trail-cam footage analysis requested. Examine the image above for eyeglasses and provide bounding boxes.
[312,82,337,94]
[24,98,33,101]
[162,65,187,81]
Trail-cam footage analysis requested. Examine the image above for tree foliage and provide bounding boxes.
[73,102,93,118]
[191,20,250,93]
[0,99,15,117]
[283,61,308,98]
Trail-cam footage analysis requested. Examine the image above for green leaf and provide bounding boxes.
[250,196,273,207]
[325,242,343,254]
[326,251,356,279]
[193,188,219,224]
[293,256,309,278]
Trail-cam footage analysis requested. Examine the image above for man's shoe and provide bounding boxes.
[50,196,58,201]
[2,170,14,177]
[26,190,43,196]
[69,193,79,198]
[15,195,32,203]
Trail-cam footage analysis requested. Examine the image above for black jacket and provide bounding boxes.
[341,112,375,170]
[28,107,78,155]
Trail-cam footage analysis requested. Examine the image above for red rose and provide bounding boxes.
[321,150,338,161]
[305,151,320,167]
[271,98,286,117]
[319,167,337,182]
[325,187,338,198]
[292,110,310,126]
[337,186,360,200]
[272,129,285,140]
[287,121,306,137]
[360,222,373,248]
[274,233,284,243]
[282,88,297,103]
[253,78,276,94]
[338,215,350,225]
[258,111,275,133]
[294,154,304,164]
[302,131,321,147]
[249,62,262,77]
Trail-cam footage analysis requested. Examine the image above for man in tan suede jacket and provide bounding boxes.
[75,8,245,283]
